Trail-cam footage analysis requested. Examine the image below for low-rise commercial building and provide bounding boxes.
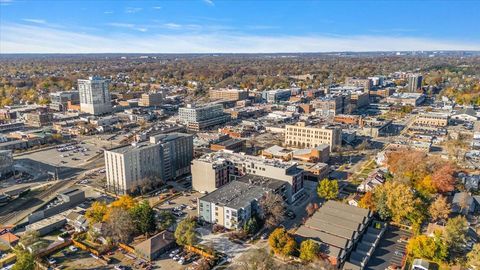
[263,89,292,103]
[285,122,342,151]
[104,133,193,194]
[192,151,304,203]
[134,231,176,261]
[209,88,249,101]
[413,113,449,127]
[345,77,373,91]
[210,138,246,153]
[179,103,230,131]
[49,91,80,111]
[386,92,425,106]
[262,144,330,163]
[24,112,53,127]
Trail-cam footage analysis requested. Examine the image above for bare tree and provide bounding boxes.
[235,248,275,270]
[106,207,136,243]
[259,192,285,228]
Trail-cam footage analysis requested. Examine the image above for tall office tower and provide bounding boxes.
[78,76,112,115]
[104,133,193,194]
[407,74,423,92]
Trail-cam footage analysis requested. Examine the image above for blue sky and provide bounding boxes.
[0,0,479,53]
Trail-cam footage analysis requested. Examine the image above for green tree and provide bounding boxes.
[130,200,156,236]
[12,248,34,270]
[445,216,469,255]
[157,210,176,231]
[19,230,40,247]
[268,228,297,258]
[316,179,338,200]
[174,217,198,246]
[243,216,260,235]
[299,239,320,262]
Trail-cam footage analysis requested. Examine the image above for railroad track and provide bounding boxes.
[0,180,74,226]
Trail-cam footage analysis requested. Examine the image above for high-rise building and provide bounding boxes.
[78,76,112,115]
[407,74,423,92]
[191,151,304,203]
[104,133,193,194]
[178,103,230,131]
[285,122,342,151]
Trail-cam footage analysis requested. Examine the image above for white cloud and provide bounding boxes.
[22,18,47,24]
[125,7,142,13]
[104,11,114,14]
[153,6,162,10]
[203,0,214,6]
[1,23,479,53]
[107,22,148,32]
[0,0,13,5]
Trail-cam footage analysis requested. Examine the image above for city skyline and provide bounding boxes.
[1,0,479,53]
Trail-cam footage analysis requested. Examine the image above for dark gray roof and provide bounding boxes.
[236,174,287,191]
[294,200,372,261]
[199,180,269,210]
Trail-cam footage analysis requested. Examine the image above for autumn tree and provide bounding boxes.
[85,201,107,223]
[317,179,338,200]
[260,193,285,228]
[431,164,456,193]
[375,181,419,223]
[268,228,297,258]
[174,217,198,246]
[444,216,469,255]
[358,192,375,211]
[429,196,451,222]
[299,239,320,262]
[467,244,480,270]
[406,232,447,263]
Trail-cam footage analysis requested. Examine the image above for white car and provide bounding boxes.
[178,258,185,265]
[47,258,56,264]
[69,246,78,252]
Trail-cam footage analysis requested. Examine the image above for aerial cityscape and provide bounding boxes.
[0,1,479,270]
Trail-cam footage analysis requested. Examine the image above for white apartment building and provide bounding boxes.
[104,133,193,194]
[192,151,304,203]
[78,76,112,115]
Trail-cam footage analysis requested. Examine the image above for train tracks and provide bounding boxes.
[0,180,75,226]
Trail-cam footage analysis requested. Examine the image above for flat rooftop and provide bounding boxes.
[199,180,268,209]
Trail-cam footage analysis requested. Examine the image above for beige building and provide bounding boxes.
[209,88,249,101]
[139,92,163,107]
[413,113,449,127]
[345,77,373,91]
[191,151,304,203]
[285,122,342,151]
